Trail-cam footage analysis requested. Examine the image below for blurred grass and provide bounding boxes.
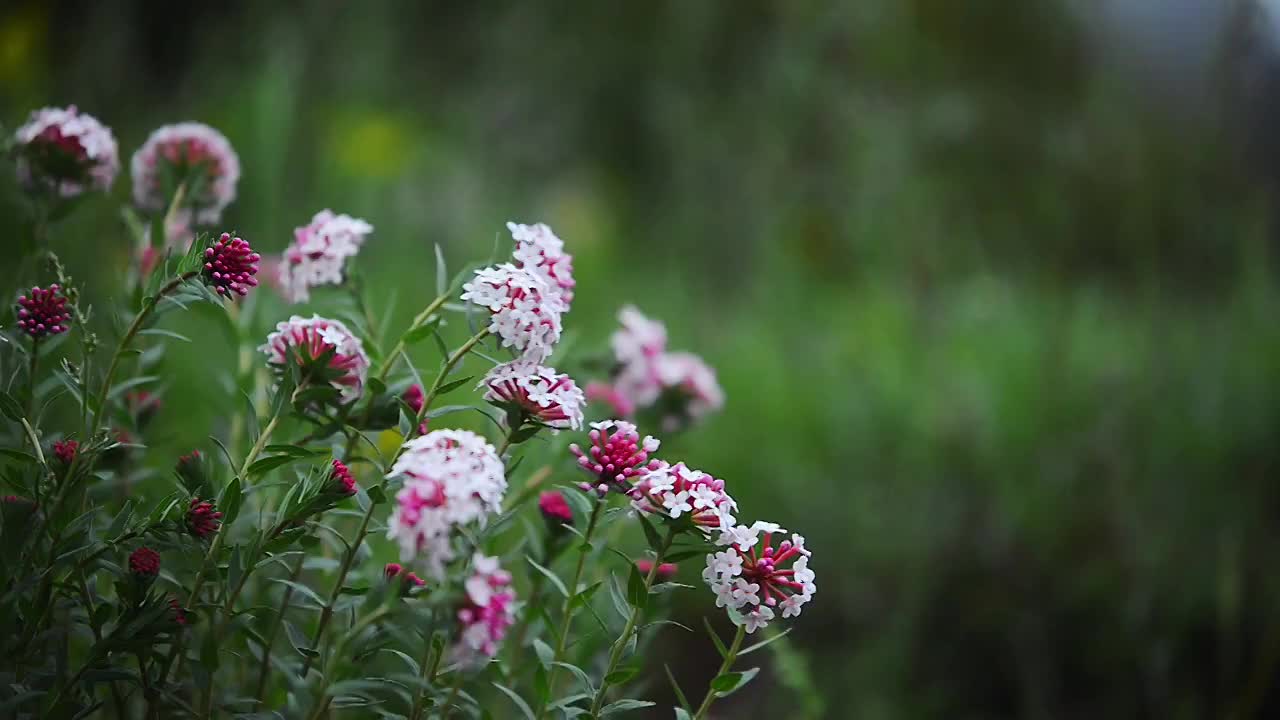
[5,1,1280,717]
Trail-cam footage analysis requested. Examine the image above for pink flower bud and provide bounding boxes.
[202,232,260,298]
[15,284,72,339]
[538,490,574,525]
[129,547,160,577]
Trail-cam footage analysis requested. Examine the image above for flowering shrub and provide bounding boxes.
[0,108,813,719]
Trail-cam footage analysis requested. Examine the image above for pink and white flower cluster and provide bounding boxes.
[454,553,517,662]
[703,521,816,633]
[278,209,374,303]
[564,418,814,635]
[386,430,507,579]
[589,306,724,431]
[509,222,575,305]
[630,461,737,535]
[461,264,565,361]
[480,359,585,431]
[131,122,240,224]
[462,221,576,361]
[570,420,662,496]
[13,106,119,197]
[260,315,371,403]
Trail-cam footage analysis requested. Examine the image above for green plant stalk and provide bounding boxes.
[298,494,379,678]
[408,631,445,720]
[157,401,284,694]
[399,328,490,451]
[136,651,153,719]
[440,670,466,719]
[537,497,606,719]
[27,271,199,565]
[507,548,548,665]
[45,621,112,717]
[87,271,199,439]
[377,292,450,382]
[588,527,678,716]
[185,408,280,613]
[692,624,747,719]
[254,554,306,706]
[305,605,392,720]
[74,570,128,718]
[23,337,39,422]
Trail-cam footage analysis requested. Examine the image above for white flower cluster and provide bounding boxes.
[260,315,371,403]
[593,305,724,430]
[14,106,119,197]
[703,521,816,633]
[131,122,240,224]
[480,359,585,431]
[509,221,575,305]
[386,430,507,579]
[278,209,374,303]
[461,263,566,361]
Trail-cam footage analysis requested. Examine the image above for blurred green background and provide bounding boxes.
[6,1,1280,717]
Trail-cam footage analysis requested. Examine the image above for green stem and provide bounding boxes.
[23,337,39,422]
[239,413,281,479]
[588,528,677,716]
[157,402,283,695]
[254,554,306,707]
[88,271,198,440]
[692,624,747,719]
[377,293,450,383]
[298,495,379,678]
[408,632,444,720]
[509,570,545,661]
[537,498,606,718]
[24,273,197,572]
[305,606,391,720]
[399,328,490,451]
[440,670,465,719]
[74,570,128,718]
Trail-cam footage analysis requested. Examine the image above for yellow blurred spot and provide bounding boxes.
[0,8,45,87]
[329,112,414,180]
[547,178,613,252]
[377,429,404,458]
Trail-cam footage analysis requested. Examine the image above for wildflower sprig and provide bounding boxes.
[0,108,814,720]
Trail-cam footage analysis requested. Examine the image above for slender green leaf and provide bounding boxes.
[738,627,792,656]
[711,667,759,697]
[436,375,474,396]
[627,564,648,610]
[137,327,192,343]
[435,243,447,296]
[600,699,656,716]
[637,513,662,553]
[0,391,24,421]
[527,555,569,598]
[702,617,728,659]
[569,580,603,610]
[665,664,692,711]
[604,666,639,685]
[247,454,306,477]
[402,316,442,346]
[533,638,555,668]
[0,448,38,465]
[219,477,243,525]
[491,682,536,720]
